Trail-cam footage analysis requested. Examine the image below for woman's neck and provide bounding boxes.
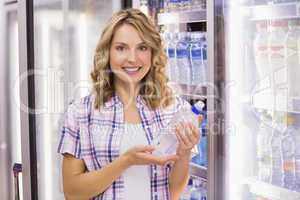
[115,81,139,108]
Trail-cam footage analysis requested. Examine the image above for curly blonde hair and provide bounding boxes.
[90,8,174,110]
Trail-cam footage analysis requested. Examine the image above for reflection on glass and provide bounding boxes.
[33,0,121,199]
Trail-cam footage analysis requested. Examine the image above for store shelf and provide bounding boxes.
[250,2,300,20]
[157,10,206,25]
[245,177,300,200]
[169,83,207,99]
[251,89,300,114]
[189,163,207,180]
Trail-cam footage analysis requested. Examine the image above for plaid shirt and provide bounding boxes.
[58,93,190,200]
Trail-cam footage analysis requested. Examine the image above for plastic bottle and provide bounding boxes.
[253,21,270,82]
[168,32,179,82]
[176,32,192,85]
[190,32,203,86]
[190,179,202,200]
[270,114,286,186]
[162,32,172,80]
[284,19,300,107]
[180,0,191,11]
[151,100,205,156]
[257,112,273,182]
[281,116,296,190]
[180,179,193,200]
[168,0,181,12]
[268,20,288,85]
[201,33,207,85]
[293,117,300,191]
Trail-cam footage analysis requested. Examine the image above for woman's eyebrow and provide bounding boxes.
[113,41,147,46]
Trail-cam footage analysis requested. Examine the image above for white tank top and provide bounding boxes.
[120,123,151,200]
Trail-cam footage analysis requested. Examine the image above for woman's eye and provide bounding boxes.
[116,46,125,51]
[139,46,148,51]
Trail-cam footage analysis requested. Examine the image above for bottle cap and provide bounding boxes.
[191,101,205,115]
[287,116,295,125]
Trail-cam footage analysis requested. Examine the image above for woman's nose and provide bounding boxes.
[127,49,137,63]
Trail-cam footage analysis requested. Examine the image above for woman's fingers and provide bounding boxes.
[137,153,179,165]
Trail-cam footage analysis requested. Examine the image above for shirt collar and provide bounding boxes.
[103,93,148,110]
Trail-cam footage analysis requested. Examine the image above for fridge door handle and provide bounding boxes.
[13,163,22,200]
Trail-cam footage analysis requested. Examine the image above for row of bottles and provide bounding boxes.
[180,178,207,200]
[254,0,300,5]
[162,31,208,86]
[253,19,300,108]
[143,0,206,13]
[256,111,300,191]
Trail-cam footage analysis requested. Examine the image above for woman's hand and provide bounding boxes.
[175,122,200,157]
[122,145,179,167]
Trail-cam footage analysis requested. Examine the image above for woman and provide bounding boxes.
[58,8,200,200]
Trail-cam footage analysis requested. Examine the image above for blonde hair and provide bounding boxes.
[90,8,174,110]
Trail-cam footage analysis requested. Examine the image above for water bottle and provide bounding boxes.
[256,112,273,182]
[168,32,179,83]
[201,33,207,86]
[191,0,206,10]
[180,0,191,11]
[270,114,286,186]
[162,32,171,80]
[281,116,296,190]
[190,32,204,86]
[180,179,193,200]
[190,179,202,200]
[168,0,181,12]
[176,32,192,85]
[151,100,205,156]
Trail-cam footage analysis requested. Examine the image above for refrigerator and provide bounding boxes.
[222,0,300,200]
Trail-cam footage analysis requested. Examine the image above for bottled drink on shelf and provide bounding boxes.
[190,32,204,86]
[269,113,287,187]
[256,112,273,182]
[201,33,208,85]
[253,21,270,82]
[168,0,181,12]
[281,116,296,190]
[162,32,172,79]
[180,179,193,200]
[191,0,206,10]
[176,32,192,85]
[268,20,288,85]
[284,19,300,108]
[169,32,180,82]
[294,116,300,191]
[180,0,192,11]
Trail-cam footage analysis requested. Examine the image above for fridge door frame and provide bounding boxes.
[207,0,226,199]
[18,0,38,199]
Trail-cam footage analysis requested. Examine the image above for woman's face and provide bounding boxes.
[109,24,152,88]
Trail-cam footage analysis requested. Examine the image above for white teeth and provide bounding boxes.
[123,67,140,72]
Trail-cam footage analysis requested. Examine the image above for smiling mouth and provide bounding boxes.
[122,67,142,73]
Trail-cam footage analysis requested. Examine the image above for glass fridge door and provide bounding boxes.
[18,0,122,199]
[223,0,300,199]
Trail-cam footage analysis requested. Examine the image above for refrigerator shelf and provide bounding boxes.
[249,2,300,20]
[157,10,206,25]
[245,177,300,200]
[169,83,207,100]
[189,163,207,180]
[252,90,300,114]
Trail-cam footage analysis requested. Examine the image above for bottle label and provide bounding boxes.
[176,49,189,58]
[170,0,180,3]
[168,48,175,58]
[191,49,202,59]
